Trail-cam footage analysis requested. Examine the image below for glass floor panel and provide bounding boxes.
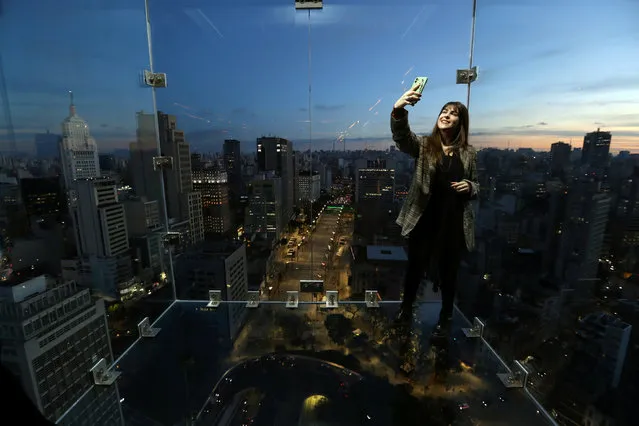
[58,300,555,425]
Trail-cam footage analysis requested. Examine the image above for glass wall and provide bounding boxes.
[0,0,636,425]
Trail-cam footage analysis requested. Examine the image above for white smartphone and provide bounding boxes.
[413,76,428,94]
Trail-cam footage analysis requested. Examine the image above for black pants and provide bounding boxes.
[401,218,464,320]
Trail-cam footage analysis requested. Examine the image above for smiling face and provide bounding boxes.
[437,104,460,131]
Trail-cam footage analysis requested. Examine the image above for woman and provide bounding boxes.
[390,82,479,337]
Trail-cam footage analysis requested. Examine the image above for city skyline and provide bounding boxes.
[1,0,638,154]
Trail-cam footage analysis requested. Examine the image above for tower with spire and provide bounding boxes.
[59,91,101,190]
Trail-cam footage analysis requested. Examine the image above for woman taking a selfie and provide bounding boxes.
[390,81,479,338]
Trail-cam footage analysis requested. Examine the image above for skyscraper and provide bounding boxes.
[581,128,611,169]
[256,137,294,224]
[223,139,242,194]
[130,111,165,219]
[58,92,100,191]
[0,275,124,425]
[193,167,232,236]
[550,141,571,178]
[130,111,204,246]
[72,178,132,297]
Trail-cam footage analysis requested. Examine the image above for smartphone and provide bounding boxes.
[413,76,428,94]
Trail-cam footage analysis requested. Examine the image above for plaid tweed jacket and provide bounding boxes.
[391,110,479,252]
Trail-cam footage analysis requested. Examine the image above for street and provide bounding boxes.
[267,207,353,302]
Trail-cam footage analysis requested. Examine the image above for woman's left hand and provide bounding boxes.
[451,181,471,193]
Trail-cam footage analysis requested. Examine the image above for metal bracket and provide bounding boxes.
[153,156,173,171]
[456,66,479,84]
[161,231,182,248]
[295,0,323,10]
[365,290,380,308]
[246,291,260,308]
[90,358,121,386]
[325,291,338,308]
[143,70,168,88]
[497,360,529,389]
[138,317,160,338]
[462,317,485,338]
[207,290,222,308]
[286,291,299,308]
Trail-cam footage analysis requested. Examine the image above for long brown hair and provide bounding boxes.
[424,101,470,165]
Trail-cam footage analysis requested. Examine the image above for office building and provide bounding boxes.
[193,168,232,236]
[175,241,248,340]
[296,170,320,202]
[256,137,294,224]
[246,172,282,240]
[72,178,132,297]
[58,93,100,191]
[130,112,204,245]
[0,275,124,425]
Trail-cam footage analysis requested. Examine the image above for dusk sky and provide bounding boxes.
[1,0,638,154]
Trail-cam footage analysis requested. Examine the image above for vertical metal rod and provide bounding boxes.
[144,0,176,301]
[308,9,314,279]
[466,0,478,110]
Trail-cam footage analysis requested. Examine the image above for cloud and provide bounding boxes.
[537,122,548,126]
[546,99,639,108]
[315,104,345,111]
[565,76,639,93]
[472,126,639,139]
[298,107,307,112]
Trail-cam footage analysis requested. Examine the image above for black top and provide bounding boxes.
[420,151,466,252]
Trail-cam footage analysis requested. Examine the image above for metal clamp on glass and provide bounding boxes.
[143,70,168,88]
[138,317,160,338]
[365,290,380,308]
[497,360,529,389]
[462,316,485,338]
[246,291,260,308]
[207,290,222,308]
[325,291,338,308]
[90,358,121,386]
[286,291,299,308]
[456,66,479,84]
[153,156,173,171]
[294,0,323,10]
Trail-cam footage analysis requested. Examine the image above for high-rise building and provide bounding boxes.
[582,128,611,169]
[122,197,163,277]
[246,173,282,240]
[0,275,124,425]
[130,111,204,246]
[354,158,397,242]
[58,92,100,191]
[550,141,571,177]
[130,112,165,219]
[355,158,395,204]
[175,241,248,340]
[256,137,294,224]
[556,181,611,297]
[72,178,132,297]
[223,139,242,193]
[193,168,232,236]
[296,170,321,202]
[20,177,64,219]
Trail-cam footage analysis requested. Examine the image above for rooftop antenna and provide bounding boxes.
[0,54,16,154]
[68,90,76,116]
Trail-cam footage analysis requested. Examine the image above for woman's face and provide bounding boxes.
[437,105,459,131]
